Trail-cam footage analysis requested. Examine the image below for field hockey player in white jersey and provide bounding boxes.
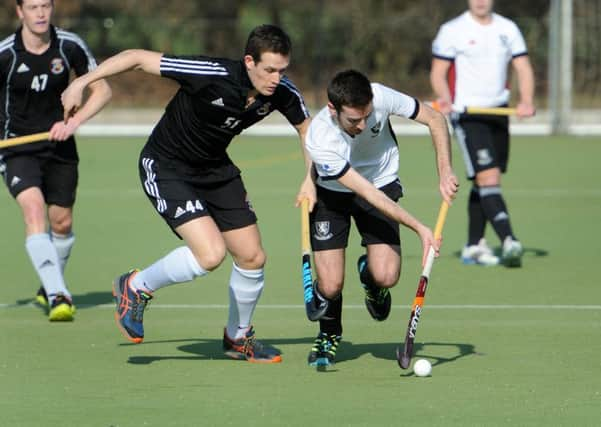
[430,0,536,267]
[299,69,458,366]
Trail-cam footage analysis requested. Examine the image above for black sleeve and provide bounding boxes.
[160,54,228,94]
[274,76,310,125]
[62,34,97,77]
[0,52,8,83]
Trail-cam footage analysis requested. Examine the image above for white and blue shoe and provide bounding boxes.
[461,238,500,266]
[502,236,523,267]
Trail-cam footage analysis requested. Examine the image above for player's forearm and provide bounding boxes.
[418,104,453,177]
[69,80,112,126]
[296,119,314,179]
[76,49,161,89]
[430,62,452,102]
[338,170,423,229]
[517,64,535,105]
[429,117,453,177]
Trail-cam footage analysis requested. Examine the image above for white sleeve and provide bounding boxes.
[306,125,350,180]
[372,83,418,120]
[509,22,528,57]
[432,24,456,60]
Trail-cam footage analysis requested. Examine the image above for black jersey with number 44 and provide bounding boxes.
[151,54,309,169]
[0,25,97,153]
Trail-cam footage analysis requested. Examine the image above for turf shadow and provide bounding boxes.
[125,337,312,365]
[15,290,113,309]
[335,340,478,371]
[452,246,549,260]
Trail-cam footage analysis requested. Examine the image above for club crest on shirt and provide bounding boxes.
[370,121,381,137]
[256,102,272,116]
[499,34,510,49]
[50,58,65,75]
[314,221,333,241]
[476,149,493,166]
[317,163,331,174]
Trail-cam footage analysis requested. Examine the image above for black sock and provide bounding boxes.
[479,185,515,242]
[319,293,342,336]
[468,185,486,246]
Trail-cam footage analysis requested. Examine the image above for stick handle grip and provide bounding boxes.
[0,132,51,148]
[301,199,311,253]
[433,201,449,240]
[422,201,449,278]
[464,107,517,116]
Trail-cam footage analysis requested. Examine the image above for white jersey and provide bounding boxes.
[306,83,418,193]
[432,11,527,108]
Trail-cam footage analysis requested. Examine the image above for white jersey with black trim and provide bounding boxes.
[432,11,528,108]
[306,83,418,193]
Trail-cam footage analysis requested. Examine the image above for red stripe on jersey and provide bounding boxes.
[447,61,456,102]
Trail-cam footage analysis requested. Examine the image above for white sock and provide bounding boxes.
[25,233,70,301]
[50,231,75,274]
[132,246,207,292]
[226,263,264,340]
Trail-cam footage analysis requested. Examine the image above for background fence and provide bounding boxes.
[1,0,599,134]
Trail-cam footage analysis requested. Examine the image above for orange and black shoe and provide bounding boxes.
[223,326,282,363]
[112,270,152,343]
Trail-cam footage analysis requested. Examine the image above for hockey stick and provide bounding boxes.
[300,198,328,321]
[0,132,51,149]
[397,201,449,369]
[430,101,516,116]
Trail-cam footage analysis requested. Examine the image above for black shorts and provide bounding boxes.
[0,149,78,207]
[138,148,256,236]
[452,113,509,179]
[310,180,404,251]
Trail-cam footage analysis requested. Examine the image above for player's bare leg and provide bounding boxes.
[357,243,400,321]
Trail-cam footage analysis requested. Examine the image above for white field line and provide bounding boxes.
[76,188,601,198]
[77,123,601,137]
[1,303,600,310]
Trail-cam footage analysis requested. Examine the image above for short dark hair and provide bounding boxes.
[244,24,291,63]
[327,69,373,112]
[16,0,54,6]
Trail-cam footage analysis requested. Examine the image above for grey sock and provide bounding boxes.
[26,233,70,301]
[50,231,75,274]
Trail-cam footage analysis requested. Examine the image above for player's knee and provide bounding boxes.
[316,279,343,299]
[195,246,227,271]
[370,268,399,288]
[49,216,73,235]
[475,169,501,187]
[235,249,266,270]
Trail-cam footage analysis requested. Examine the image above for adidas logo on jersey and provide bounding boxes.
[10,176,21,187]
[211,98,225,107]
[17,63,30,73]
[174,207,186,219]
